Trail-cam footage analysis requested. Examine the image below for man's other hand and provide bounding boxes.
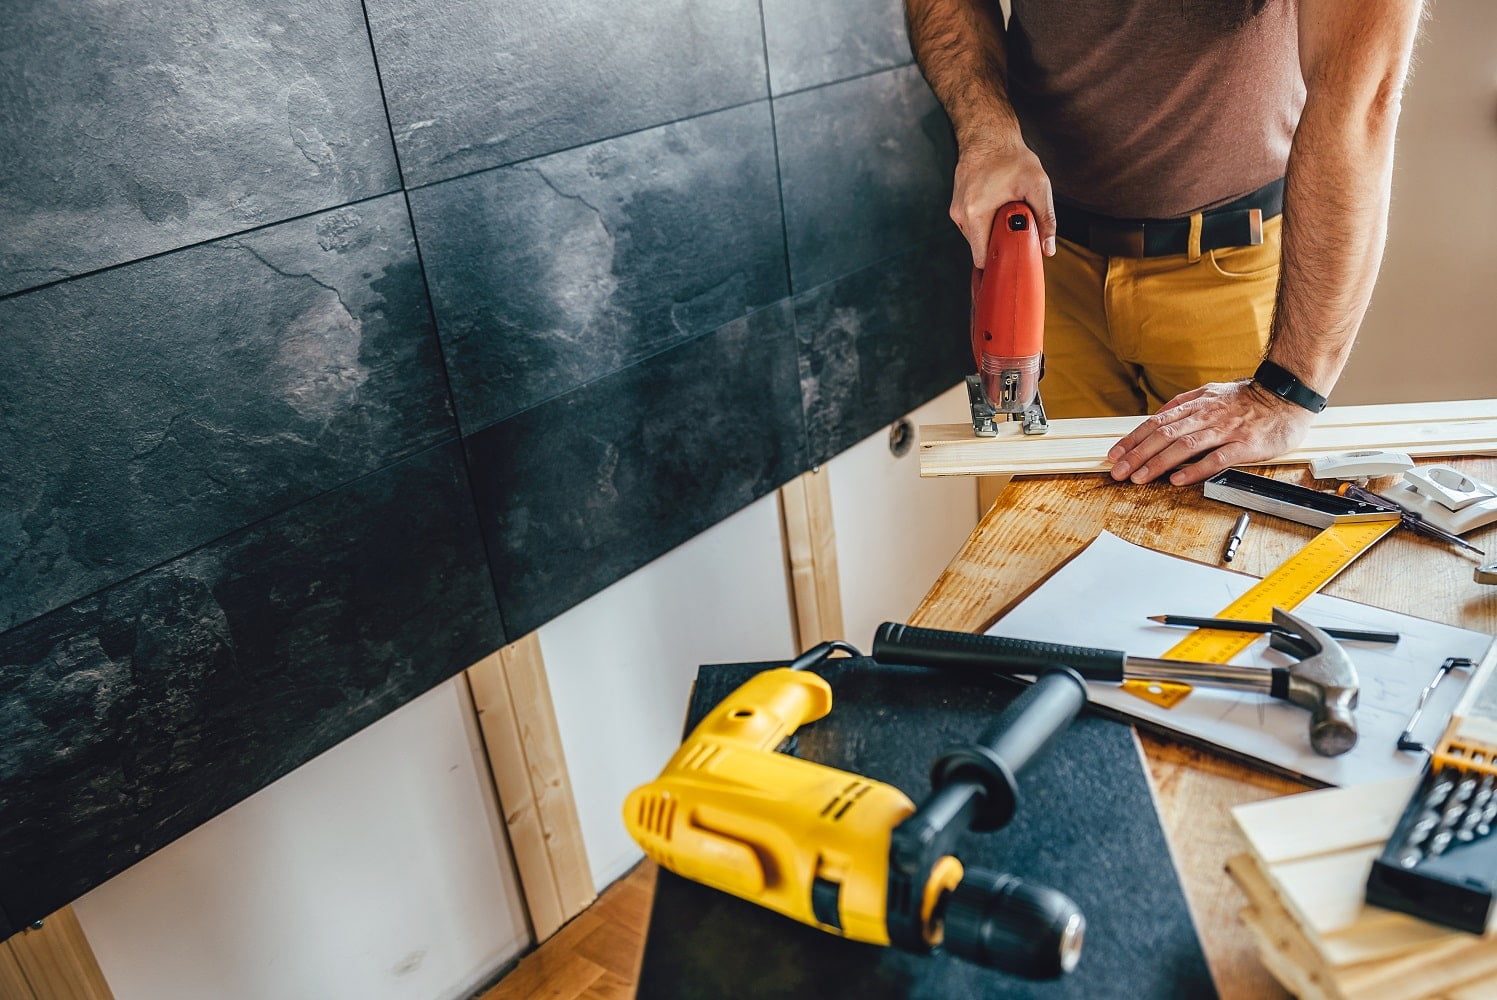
[951,139,1057,266]
[1105,380,1316,486]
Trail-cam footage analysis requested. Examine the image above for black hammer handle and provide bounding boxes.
[873,622,1126,683]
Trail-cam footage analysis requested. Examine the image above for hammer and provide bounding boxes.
[873,608,1359,757]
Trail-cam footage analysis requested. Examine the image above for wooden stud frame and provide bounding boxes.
[777,467,846,652]
[464,634,596,943]
[0,907,114,1000]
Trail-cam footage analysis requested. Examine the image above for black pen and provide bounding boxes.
[1147,615,1400,644]
[1223,513,1250,563]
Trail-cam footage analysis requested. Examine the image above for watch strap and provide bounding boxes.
[1254,359,1327,413]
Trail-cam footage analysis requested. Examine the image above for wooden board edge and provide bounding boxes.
[777,468,844,650]
[4,907,113,1000]
[0,938,33,1000]
[463,656,566,942]
[917,405,1497,478]
[499,635,597,921]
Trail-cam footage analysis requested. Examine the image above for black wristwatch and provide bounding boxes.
[1253,359,1327,413]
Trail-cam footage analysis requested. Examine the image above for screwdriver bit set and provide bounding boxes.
[1368,763,1497,933]
[1367,644,1497,934]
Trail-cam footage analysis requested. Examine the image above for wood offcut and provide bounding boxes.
[919,399,1497,478]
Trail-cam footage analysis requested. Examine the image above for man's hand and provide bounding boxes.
[904,0,1054,264]
[1105,380,1315,486]
[951,139,1056,266]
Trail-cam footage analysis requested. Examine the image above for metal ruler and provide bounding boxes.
[1123,518,1402,708]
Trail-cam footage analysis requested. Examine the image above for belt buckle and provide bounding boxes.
[1245,208,1264,246]
[1088,222,1146,258]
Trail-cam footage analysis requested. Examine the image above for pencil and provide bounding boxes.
[1147,615,1399,644]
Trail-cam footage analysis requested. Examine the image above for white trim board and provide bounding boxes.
[918,398,1497,478]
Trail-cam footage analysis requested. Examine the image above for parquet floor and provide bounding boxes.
[479,861,656,1000]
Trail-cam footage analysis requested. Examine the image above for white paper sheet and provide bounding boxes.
[989,531,1495,786]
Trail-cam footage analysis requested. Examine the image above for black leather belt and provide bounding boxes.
[1055,178,1284,258]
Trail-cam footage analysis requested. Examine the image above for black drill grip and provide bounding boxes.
[873,622,1126,682]
[930,668,1087,831]
[971,667,1088,776]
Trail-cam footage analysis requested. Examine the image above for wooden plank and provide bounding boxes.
[4,907,113,1000]
[500,635,596,922]
[465,655,567,941]
[1228,855,1344,1000]
[1232,777,1419,866]
[464,635,595,943]
[918,398,1497,477]
[1,940,36,1000]
[976,474,1012,517]
[777,468,844,651]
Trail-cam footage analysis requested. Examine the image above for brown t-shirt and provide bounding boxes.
[1006,0,1305,219]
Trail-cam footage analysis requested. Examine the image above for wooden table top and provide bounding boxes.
[908,459,1497,1000]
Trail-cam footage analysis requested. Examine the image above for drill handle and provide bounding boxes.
[930,667,1088,832]
[873,622,1125,683]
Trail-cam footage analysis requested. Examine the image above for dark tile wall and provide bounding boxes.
[0,0,966,937]
[0,1,399,295]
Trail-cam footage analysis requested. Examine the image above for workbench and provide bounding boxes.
[907,457,1497,999]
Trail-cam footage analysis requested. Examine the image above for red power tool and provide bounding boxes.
[967,202,1048,436]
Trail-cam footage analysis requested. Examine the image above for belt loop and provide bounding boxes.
[1187,213,1203,262]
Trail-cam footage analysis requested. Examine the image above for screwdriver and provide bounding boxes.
[1337,482,1485,555]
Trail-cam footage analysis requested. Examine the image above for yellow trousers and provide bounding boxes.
[1038,215,1282,418]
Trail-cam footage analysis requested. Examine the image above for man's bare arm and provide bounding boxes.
[1106,0,1425,486]
[905,0,1056,262]
[1267,0,1425,392]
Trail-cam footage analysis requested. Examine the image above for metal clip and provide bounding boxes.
[1398,657,1476,752]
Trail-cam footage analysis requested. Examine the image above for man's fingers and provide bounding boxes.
[1118,420,1219,483]
[1107,405,1192,467]
[1030,182,1058,256]
[1168,444,1245,487]
[1108,413,1198,481]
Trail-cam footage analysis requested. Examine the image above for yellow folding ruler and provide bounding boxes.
[1123,518,1402,708]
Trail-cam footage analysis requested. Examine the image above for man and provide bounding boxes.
[906,0,1425,485]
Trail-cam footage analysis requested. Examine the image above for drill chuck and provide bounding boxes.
[941,868,1085,978]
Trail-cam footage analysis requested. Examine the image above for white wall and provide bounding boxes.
[538,491,798,891]
[70,678,529,1000]
[1326,0,1497,405]
[827,384,978,647]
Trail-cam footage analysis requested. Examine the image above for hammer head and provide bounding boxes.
[1271,607,1360,756]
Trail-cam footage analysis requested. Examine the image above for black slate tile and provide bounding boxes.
[365,0,769,187]
[0,194,455,633]
[762,0,912,95]
[0,1,399,296]
[0,441,504,935]
[795,231,972,465]
[775,65,956,293]
[467,304,806,637]
[411,102,788,433]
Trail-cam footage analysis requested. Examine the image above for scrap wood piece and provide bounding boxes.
[1228,852,1497,1000]
[918,398,1497,478]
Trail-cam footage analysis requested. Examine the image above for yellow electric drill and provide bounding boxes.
[622,639,1088,979]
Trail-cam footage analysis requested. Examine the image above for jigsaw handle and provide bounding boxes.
[873,622,1124,683]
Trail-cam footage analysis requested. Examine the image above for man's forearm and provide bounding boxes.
[1267,0,1425,397]
[1268,97,1401,393]
[904,0,1022,148]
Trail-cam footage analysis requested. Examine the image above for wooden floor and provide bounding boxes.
[480,861,656,1000]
